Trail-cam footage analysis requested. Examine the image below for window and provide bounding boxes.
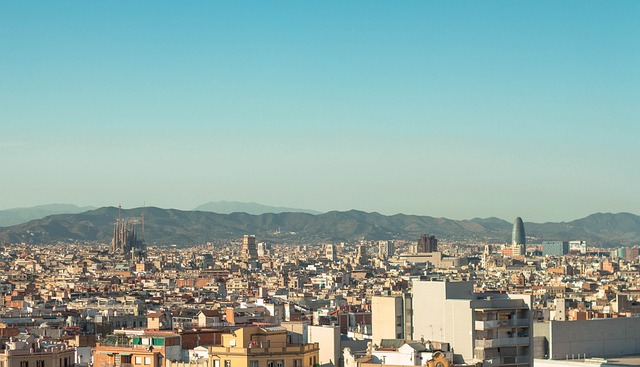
[224,360,231,367]
[268,360,283,367]
[213,361,220,367]
[294,360,302,367]
[144,357,151,365]
[250,361,259,367]
[37,361,45,367]
[121,356,132,364]
[20,362,29,367]
[136,357,142,365]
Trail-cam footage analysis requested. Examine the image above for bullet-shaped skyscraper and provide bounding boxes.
[512,217,526,246]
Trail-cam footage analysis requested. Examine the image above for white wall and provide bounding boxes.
[549,318,640,359]
[412,280,474,364]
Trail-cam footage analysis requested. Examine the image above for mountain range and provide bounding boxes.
[0,206,639,247]
[193,201,321,215]
[0,204,96,227]
[0,202,319,227]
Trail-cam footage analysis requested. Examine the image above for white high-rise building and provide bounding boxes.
[325,243,337,261]
[569,240,587,254]
[378,240,395,259]
[412,279,533,367]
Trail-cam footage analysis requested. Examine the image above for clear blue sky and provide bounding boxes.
[1,1,639,222]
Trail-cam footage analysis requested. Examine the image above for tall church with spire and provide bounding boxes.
[111,206,146,262]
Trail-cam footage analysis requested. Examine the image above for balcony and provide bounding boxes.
[516,356,531,364]
[475,337,530,348]
[246,345,317,355]
[474,319,529,330]
[209,343,319,356]
[481,358,500,367]
[97,343,156,350]
[480,356,530,367]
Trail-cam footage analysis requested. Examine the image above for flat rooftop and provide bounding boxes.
[535,356,640,367]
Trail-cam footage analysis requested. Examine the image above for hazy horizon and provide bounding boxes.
[2,1,639,223]
[0,201,638,224]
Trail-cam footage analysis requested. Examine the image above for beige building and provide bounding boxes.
[396,253,467,269]
[0,337,75,367]
[372,296,405,346]
[92,332,182,367]
[209,326,319,367]
[308,325,340,367]
[196,310,222,327]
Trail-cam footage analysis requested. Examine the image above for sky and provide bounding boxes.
[1,1,639,222]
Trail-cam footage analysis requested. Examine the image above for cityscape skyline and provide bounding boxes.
[2,1,639,223]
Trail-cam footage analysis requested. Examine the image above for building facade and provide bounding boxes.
[92,331,182,367]
[0,338,75,367]
[308,325,340,367]
[411,280,533,367]
[542,242,569,257]
[208,326,319,367]
[372,296,405,346]
[240,236,258,261]
[416,235,437,253]
[378,241,394,260]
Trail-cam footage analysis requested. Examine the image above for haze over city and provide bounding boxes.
[2,1,639,222]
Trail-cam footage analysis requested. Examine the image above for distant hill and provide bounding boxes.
[0,204,96,227]
[1,207,639,247]
[525,212,640,245]
[194,201,322,215]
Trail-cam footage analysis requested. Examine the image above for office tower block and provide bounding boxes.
[417,234,438,253]
[240,235,258,260]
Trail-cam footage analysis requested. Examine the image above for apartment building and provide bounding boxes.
[0,337,75,367]
[411,280,533,367]
[208,326,319,367]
